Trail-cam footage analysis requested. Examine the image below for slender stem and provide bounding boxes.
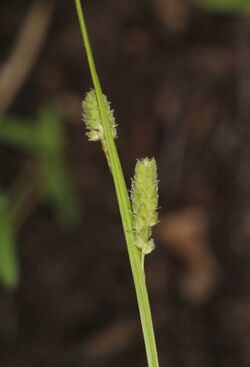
[74,1,160,366]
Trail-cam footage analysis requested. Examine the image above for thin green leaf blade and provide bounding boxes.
[0,194,19,289]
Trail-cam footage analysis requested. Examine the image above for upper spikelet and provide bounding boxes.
[82,89,117,141]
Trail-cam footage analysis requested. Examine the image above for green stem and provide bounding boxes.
[74,1,159,366]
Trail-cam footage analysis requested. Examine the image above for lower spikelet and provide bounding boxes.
[131,158,159,267]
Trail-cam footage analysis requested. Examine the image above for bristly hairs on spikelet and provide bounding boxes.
[82,89,117,168]
[131,157,159,270]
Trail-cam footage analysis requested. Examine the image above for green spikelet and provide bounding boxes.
[82,89,117,142]
[131,158,159,269]
[82,89,117,169]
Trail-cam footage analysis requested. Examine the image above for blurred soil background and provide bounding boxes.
[0,0,249,366]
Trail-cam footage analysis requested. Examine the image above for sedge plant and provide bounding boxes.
[75,1,160,366]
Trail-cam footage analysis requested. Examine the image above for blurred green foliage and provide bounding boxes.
[0,106,79,289]
[37,107,79,225]
[195,0,250,13]
[0,194,19,289]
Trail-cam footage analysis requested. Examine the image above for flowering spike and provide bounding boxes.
[131,158,159,269]
[82,89,117,142]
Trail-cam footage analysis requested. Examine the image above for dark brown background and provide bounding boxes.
[0,0,249,366]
